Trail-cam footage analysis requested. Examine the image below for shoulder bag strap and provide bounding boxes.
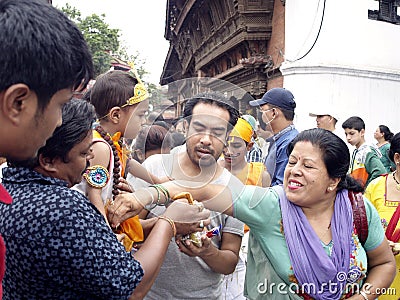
[348,191,369,245]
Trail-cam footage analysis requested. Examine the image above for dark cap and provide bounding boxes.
[249,88,296,112]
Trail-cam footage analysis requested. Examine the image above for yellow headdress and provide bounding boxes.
[123,61,149,106]
[230,117,253,143]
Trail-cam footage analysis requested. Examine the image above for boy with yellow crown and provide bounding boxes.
[74,67,155,251]
[219,117,270,300]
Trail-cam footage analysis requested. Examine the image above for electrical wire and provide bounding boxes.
[288,0,327,62]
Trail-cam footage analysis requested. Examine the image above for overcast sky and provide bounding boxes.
[52,0,170,84]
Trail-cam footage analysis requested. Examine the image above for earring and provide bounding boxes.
[327,187,333,192]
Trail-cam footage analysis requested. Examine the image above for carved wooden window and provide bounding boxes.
[247,0,262,6]
[214,0,228,23]
[207,11,215,32]
[368,0,400,24]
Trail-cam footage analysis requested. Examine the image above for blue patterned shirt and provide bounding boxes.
[0,167,143,299]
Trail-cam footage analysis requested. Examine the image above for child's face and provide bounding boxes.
[223,136,247,168]
[124,99,149,139]
[344,128,364,148]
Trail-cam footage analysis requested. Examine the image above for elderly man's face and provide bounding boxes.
[316,115,333,131]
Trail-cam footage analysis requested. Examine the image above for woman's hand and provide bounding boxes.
[107,193,145,228]
[117,177,134,193]
[174,219,211,235]
[176,235,215,258]
[163,199,210,224]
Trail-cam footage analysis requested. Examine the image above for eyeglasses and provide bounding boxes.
[256,107,274,113]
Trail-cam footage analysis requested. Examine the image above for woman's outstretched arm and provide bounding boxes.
[107,177,245,228]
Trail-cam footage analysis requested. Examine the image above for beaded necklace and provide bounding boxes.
[94,125,121,201]
[393,171,400,192]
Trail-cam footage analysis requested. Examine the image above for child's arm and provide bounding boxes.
[87,188,108,222]
[127,159,163,184]
[85,142,111,222]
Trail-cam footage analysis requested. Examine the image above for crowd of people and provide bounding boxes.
[0,1,399,300]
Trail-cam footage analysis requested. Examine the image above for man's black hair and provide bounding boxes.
[342,116,365,131]
[182,91,239,128]
[0,0,93,111]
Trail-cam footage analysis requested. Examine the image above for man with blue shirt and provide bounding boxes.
[249,88,298,186]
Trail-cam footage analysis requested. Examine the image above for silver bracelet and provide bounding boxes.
[359,291,369,300]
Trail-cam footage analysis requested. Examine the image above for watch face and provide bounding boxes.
[83,165,109,188]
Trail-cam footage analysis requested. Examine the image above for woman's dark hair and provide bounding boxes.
[90,70,139,119]
[388,132,400,163]
[287,128,363,193]
[183,91,239,128]
[38,99,97,163]
[379,125,394,142]
[132,125,172,162]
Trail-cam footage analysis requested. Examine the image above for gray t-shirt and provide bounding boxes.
[128,154,244,300]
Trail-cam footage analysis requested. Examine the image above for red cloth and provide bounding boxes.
[0,184,12,205]
[0,183,13,298]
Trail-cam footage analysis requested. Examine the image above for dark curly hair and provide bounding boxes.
[183,91,239,128]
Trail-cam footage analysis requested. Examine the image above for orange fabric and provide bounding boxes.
[93,130,129,177]
[245,162,265,186]
[105,203,144,252]
[350,168,369,187]
[235,162,264,187]
[110,132,128,177]
[115,216,144,251]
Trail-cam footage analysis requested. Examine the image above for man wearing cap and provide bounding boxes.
[308,110,351,151]
[249,88,298,186]
[309,111,338,132]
